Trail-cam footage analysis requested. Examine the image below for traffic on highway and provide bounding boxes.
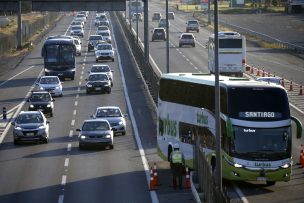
[0,0,303,203]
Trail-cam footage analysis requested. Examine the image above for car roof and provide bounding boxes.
[19,111,43,115]
[88,72,108,76]
[181,33,194,36]
[92,64,109,67]
[83,119,110,123]
[31,91,50,94]
[96,106,121,110]
[40,76,60,78]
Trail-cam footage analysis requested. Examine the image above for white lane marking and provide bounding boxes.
[67,143,71,152]
[112,15,159,203]
[71,119,75,126]
[81,70,84,75]
[0,66,35,87]
[78,81,81,86]
[64,158,69,167]
[82,66,85,70]
[76,94,79,99]
[69,130,73,137]
[80,75,83,80]
[233,184,249,203]
[77,87,81,91]
[58,195,64,203]
[74,101,78,106]
[73,110,77,116]
[61,175,67,185]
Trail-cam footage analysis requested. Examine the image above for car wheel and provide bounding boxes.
[79,143,84,150]
[71,76,75,80]
[96,59,98,62]
[50,112,53,117]
[112,58,114,62]
[88,48,90,52]
[13,139,19,145]
[193,43,195,47]
[179,43,182,47]
[86,89,90,94]
[122,132,126,136]
[108,88,111,94]
[111,82,113,87]
[42,137,48,144]
[197,30,199,33]
[109,144,114,149]
[60,93,63,97]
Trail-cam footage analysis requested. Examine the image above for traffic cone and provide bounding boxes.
[148,167,156,190]
[268,71,271,77]
[299,144,304,165]
[273,72,276,77]
[281,78,285,88]
[289,81,293,92]
[262,69,265,77]
[153,162,159,186]
[185,166,190,189]
[250,66,254,74]
[299,82,303,96]
[256,68,260,76]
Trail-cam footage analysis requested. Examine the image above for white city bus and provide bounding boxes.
[208,31,246,77]
[157,73,302,185]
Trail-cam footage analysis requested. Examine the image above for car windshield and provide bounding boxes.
[30,93,51,102]
[72,22,81,25]
[89,36,102,40]
[188,21,198,25]
[182,35,193,39]
[91,65,110,72]
[88,74,108,81]
[82,121,110,131]
[71,26,82,31]
[40,77,60,84]
[16,114,43,124]
[97,44,112,50]
[155,29,164,33]
[100,32,109,37]
[96,108,122,118]
[98,26,108,31]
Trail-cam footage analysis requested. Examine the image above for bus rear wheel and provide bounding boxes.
[266,181,276,186]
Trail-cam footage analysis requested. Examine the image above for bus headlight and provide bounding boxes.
[234,163,243,168]
[280,163,290,169]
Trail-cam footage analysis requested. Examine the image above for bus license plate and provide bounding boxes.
[257,177,267,181]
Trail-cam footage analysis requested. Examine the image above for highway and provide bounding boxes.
[0,13,156,203]
[129,1,304,202]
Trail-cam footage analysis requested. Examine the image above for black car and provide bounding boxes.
[152,28,166,41]
[27,91,55,117]
[86,73,111,94]
[88,35,104,52]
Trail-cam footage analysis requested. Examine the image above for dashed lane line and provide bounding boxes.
[73,110,77,116]
[61,175,67,186]
[74,101,78,106]
[67,143,71,152]
[69,130,73,137]
[71,119,75,126]
[64,158,69,167]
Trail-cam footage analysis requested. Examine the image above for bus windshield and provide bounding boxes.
[231,126,291,160]
[44,45,75,64]
[228,87,290,121]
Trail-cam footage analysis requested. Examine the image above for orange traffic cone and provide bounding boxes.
[185,166,190,189]
[299,144,304,165]
[148,167,156,190]
[299,82,303,96]
[268,71,271,77]
[256,68,260,76]
[262,69,265,77]
[153,162,159,186]
[250,66,254,74]
[289,81,293,92]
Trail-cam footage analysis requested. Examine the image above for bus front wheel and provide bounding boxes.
[266,181,276,186]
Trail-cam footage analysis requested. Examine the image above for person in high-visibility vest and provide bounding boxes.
[170,143,185,189]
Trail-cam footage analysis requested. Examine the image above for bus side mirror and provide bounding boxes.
[291,116,302,139]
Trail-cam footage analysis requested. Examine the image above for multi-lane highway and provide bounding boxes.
[129,1,304,202]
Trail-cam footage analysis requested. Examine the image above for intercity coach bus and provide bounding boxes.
[157,73,302,185]
[41,37,76,80]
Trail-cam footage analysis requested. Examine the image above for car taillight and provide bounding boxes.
[242,59,246,65]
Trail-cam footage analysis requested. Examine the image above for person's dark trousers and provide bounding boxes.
[172,163,184,189]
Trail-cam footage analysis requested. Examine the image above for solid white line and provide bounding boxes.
[233,184,249,203]
[64,158,69,167]
[58,195,64,203]
[71,120,75,126]
[112,15,159,203]
[67,143,71,152]
[73,110,77,116]
[69,130,73,137]
[61,175,67,185]
[76,94,79,99]
[78,81,81,86]
[0,66,35,87]
[74,101,78,106]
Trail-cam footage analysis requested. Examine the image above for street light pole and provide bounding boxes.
[144,0,149,61]
[214,0,222,192]
[136,0,139,44]
[166,0,169,73]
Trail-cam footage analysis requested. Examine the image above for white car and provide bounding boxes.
[75,14,86,23]
[88,64,114,86]
[95,43,114,62]
[36,76,63,97]
[91,106,127,136]
[73,37,82,56]
[97,30,111,43]
[97,25,110,33]
[70,25,84,37]
[71,21,84,28]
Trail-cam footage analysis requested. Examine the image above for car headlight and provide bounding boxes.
[280,163,290,169]
[87,83,92,87]
[29,104,34,108]
[15,126,22,131]
[80,135,86,139]
[118,121,123,125]
[47,104,51,108]
[55,86,60,89]
[39,87,44,90]
[105,134,111,138]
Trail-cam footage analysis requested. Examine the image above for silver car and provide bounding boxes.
[77,119,114,150]
[35,76,63,97]
[12,111,50,144]
[92,106,127,136]
[179,33,196,47]
[88,64,114,86]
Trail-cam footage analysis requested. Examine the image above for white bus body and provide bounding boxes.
[208,32,246,77]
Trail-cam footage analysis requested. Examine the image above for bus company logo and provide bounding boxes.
[197,112,208,125]
[158,114,177,137]
[254,162,271,167]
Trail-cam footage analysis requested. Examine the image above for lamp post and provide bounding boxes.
[166,0,169,73]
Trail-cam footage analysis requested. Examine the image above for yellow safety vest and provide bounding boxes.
[172,151,183,164]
